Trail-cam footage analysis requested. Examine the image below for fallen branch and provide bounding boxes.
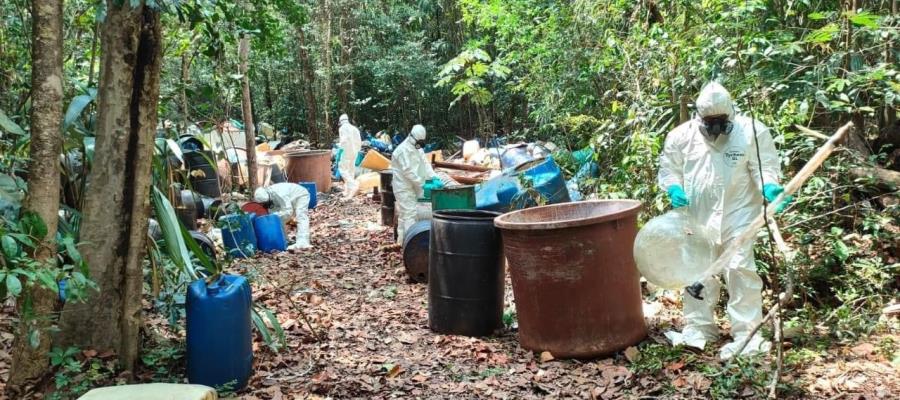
[849,167,900,189]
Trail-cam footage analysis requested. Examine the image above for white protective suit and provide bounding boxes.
[254,183,311,250]
[657,82,781,359]
[338,114,362,199]
[391,124,438,244]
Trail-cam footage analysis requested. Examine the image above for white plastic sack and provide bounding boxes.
[633,209,716,289]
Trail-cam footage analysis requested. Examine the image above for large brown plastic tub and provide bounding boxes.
[284,150,332,192]
[494,200,646,358]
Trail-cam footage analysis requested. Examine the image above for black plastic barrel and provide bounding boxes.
[380,171,395,227]
[428,210,504,336]
[184,150,221,198]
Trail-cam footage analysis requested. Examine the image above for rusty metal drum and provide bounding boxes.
[494,200,646,358]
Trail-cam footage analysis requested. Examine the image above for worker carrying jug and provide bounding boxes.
[253,183,311,250]
[390,124,444,244]
[337,113,362,200]
[657,81,792,359]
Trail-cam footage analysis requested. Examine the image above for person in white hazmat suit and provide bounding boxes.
[254,183,311,250]
[391,124,440,245]
[658,82,790,360]
[338,114,362,199]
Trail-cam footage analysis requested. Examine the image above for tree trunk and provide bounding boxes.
[264,67,274,115]
[87,21,99,88]
[56,0,162,373]
[320,0,333,142]
[6,0,64,393]
[297,26,320,146]
[337,8,351,117]
[239,35,258,191]
[180,51,190,133]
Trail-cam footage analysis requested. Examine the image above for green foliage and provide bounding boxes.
[628,343,693,375]
[48,346,115,400]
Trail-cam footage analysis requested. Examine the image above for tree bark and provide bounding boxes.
[322,0,333,142]
[180,50,190,133]
[56,0,162,373]
[264,67,274,115]
[239,35,258,191]
[6,0,63,393]
[87,21,99,88]
[296,26,320,146]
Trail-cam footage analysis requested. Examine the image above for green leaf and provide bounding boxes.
[62,90,97,132]
[0,109,26,136]
[848,12,880,29]
[2,235,19,258]
[251,307,274,349]
[6,274,22,297]
[833,240,851,262]
[35,270,59,293]
[21,211,49,240]
[150,187,198,280]
[263,307,286,349]
[804,23,839,43]
[807,12,827,20]
[29,329,40,349]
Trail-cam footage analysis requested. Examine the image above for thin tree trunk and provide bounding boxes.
[321,0,333,141]
[264,67,274,114]
[87,21,99,88]
[56,0,162,373]
[6,0,63,393]
[337,8,351,116]
[297,26,320,146]
[239,35,258,191]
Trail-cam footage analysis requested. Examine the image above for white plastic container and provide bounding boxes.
[633,209,716,289]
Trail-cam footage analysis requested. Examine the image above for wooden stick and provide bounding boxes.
[695,122,853,281]
[432,160,493,173]
[447,174,485,185]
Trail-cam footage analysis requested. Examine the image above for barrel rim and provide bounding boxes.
[494,200,642,231]
[433,209,501,221]
[431,184,475,193]
[285,149,330,158]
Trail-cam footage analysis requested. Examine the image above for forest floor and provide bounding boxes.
[0,187,898,399]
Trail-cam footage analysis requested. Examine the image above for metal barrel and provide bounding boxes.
[402,220,431,283]
[429,210,504,337]
[184,150,221,198]
[494,200,646,358]
[285,150,332,192]
[380,171,395,226]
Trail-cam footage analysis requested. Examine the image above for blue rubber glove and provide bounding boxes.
[763,183,793,213]
[666,185,689,209]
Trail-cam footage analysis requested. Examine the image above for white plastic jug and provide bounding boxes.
[633,209,716,289]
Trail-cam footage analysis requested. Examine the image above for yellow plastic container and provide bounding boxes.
[360,149,391,170]
[357,171,381,193]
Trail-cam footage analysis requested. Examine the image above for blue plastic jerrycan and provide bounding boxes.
[253,214,287,253]
[220,213,257,258]
[186,274,253,390]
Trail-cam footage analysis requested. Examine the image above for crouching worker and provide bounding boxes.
[254,183,311,250]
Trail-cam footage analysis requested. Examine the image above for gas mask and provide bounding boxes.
[699,115,733,140]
